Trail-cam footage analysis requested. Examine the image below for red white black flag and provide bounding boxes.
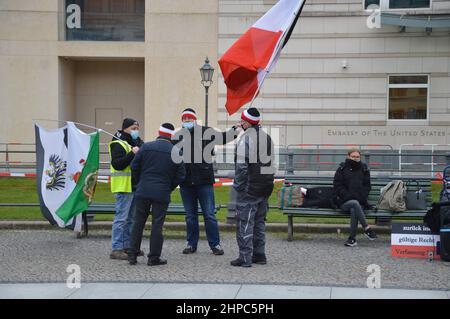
[219,0,306,115]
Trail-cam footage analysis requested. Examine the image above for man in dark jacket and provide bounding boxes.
[333,149,377,247]
[109,118,144,260]
[231,108,275,267]
[128,123,185,266]
[173,108,238,256]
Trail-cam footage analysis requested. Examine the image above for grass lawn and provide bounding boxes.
[1,177,433,224]
[0,177,291,222]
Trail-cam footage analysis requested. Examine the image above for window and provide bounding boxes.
[388,75,429,120]
[65,0,145,41]
[389,0,431,9]
[364,0,431,10]
[364,0,380,10]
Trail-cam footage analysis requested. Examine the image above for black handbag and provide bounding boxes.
[303,187,337,209]
[405,180,427,210]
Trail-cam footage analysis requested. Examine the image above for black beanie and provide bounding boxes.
[247,107,260,118]
[182,108,196,114]
[122,118,139,130]
[161,123,175,131]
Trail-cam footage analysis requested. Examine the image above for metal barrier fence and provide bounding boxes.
[2,142,450,177]
[399,144,450,177]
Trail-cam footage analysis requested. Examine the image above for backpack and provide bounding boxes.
[278,185,304,209]
[303,187,337,209]
[376,180,406,212]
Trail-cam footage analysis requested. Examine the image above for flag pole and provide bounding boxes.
[248,4,301,110]
[33,119,125,142]
[248,70,269,109]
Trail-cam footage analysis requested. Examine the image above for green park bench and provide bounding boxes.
[280,176,437,241]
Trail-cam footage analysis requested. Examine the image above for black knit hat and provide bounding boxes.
[183,108,196,114]
[161,123,175,131]
[122,118,139,130]
[247,107,260,118]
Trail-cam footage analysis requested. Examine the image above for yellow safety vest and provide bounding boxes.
[109,140,132,193]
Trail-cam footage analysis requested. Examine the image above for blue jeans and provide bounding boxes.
[180,184,220,249]
[111,192,135,251]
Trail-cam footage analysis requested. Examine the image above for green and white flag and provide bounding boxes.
[35,122,99,231]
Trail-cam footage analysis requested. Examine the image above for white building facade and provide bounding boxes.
[1,0,450,149]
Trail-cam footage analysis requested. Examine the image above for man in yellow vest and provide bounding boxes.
[109,118,143,260]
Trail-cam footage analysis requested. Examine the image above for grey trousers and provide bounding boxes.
[340,199,368,238]
[235,192,269,265]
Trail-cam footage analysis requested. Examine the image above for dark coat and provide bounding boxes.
[333,159,371,208]
[131,136,186,204]
[172,125,237,187]
[233,125,275,198]
[109,130,144,191]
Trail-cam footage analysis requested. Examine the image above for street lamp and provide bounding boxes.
[200,57,214,127]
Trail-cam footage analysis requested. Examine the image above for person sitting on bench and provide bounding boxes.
[333,149,377,247]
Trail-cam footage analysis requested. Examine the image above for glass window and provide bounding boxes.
[389,75,428,85]
[365,0,380,9]
[364,0,431,10]
[389,0,431,9]
[388,75,429,120]
[65,0,145,41]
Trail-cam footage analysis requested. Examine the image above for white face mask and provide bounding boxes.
[130,130,139,140]
[182,122,195,130]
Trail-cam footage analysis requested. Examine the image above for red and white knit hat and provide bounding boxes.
[181,108,197,121]
[241,108,261,125]
[158,123,175,138]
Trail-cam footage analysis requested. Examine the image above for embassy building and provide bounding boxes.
[1,0,450,151]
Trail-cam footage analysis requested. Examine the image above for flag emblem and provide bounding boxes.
[45,154,67,191]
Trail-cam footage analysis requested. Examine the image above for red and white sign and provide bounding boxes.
[391,223,440,260]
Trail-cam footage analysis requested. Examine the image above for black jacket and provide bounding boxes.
[109,130,143,191]
[333,159,371,208]
[173,125,237,187]
[233,125,275,198]
[131,136,186,204]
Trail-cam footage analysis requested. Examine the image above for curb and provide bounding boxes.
[0,221,392,234]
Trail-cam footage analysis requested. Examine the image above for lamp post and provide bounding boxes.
[200,57,214,127]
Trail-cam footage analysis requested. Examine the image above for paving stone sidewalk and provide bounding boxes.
[1,229,449,291]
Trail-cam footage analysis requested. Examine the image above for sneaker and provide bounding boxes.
[147,258,167,266]
[365,228,377,241]
[182,246,197,254]
[110,250,128,260]
[211,245,224,255]
[230,258,251,267]
[344,237,357,247]
[252,254,267,265]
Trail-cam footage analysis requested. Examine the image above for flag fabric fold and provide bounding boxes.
[35,122,99,231]
[218,0,306,115]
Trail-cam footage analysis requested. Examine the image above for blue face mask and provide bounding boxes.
[130,130,139,140]
[182,122,195,130]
